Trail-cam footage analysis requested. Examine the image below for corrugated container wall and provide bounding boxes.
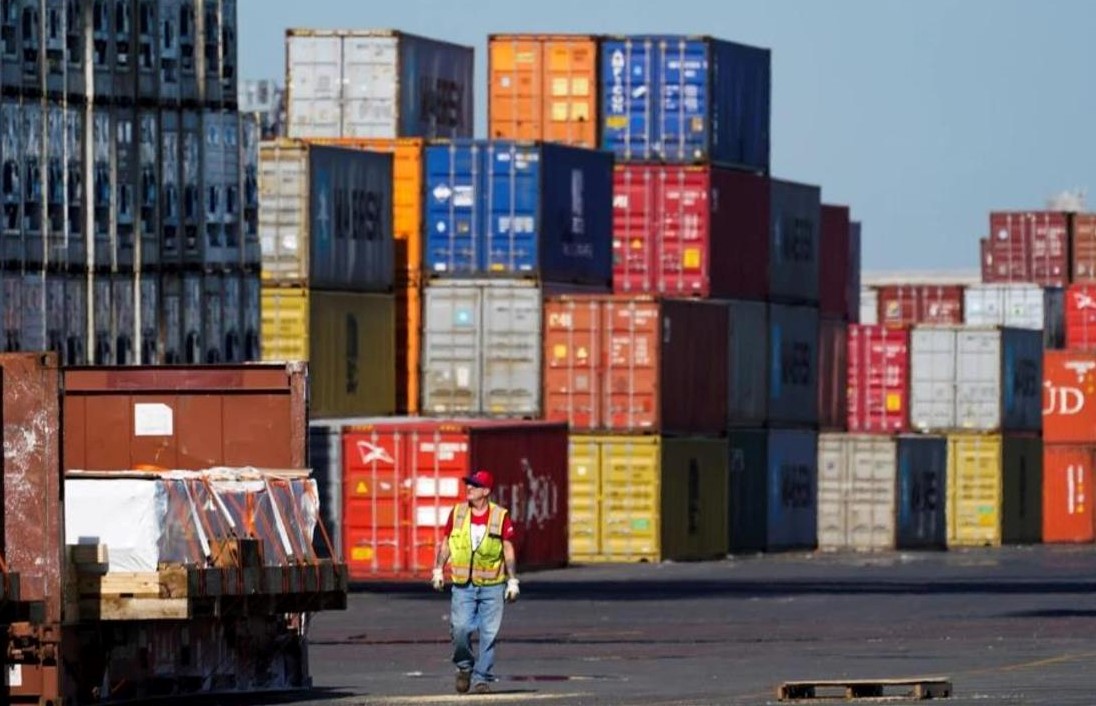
[847,325,910,434]
[259,140,394,292]
[1065,284,1096,350]
[947,434,1042,547]
[1071,213,1096,283]
[769,179,821,304]
[983,211,1068,286]
[877,285,964,326]
[1044,350,1096,444]
[727,300,768,426]
[569,435,728,563]
[543,296,730,434]
[489,34,600,148]
[286,29,474,140]
[818,318,848,431]
[341,420,568,580]
[767,303,819,427]
[424,140,612,285]
[728,429,818,552]
[859,286,878,325]
[422,280,542,418]
[1043,445,1095,544]
[599,35,770,171]
[848,221,862,322]
[895,435,948,550]
[817,434,897,552]
[261,288,396,419]
[963,283,1052,330]
[819,204,851,319]
[910,326,1043,433]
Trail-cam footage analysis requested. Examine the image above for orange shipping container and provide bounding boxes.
[1043,445,1095,543]
[1043,350,1096,444]
[302,137,424,276]
[489,34,600,148]
[395,273,421,414]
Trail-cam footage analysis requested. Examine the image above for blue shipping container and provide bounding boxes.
[1001,327,1044,432]
[600,35,770,170]
[770,179,822,304]
[424,141,613,284]
[895,435,947,550]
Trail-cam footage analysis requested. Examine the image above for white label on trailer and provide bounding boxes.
[416,477,460,498]
[8,664,22,687]
[134,403,174,436]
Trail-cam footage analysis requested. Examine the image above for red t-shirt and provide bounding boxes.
[444,503,516,543]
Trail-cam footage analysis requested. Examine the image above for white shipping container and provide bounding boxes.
[422,279,541,417]
[817,434,897,552]
[139,273,159,364]
[859,286,878,325]
[910,326,1042,433]
[963,283,1045,330]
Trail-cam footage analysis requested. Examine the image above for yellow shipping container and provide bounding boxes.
[946,434,1043,547]
[261,287,396,418]
[568,435,728,563]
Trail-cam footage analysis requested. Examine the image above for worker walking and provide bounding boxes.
[432,470,520,694]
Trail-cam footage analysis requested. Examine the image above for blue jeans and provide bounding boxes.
[450,582,506,685]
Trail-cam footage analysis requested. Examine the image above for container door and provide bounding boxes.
[660,438,729,561]
[816,433,849,550]
[599,437,660,561]
[260,286,308,362]
[911,327,956,431]
[484,142,539,275]
[567,435,601,559]
[482,282,541,416]
[727,300,767,426]
[766,429,818,551]
[259,142,308,283]
[1001,436,1042,544]
[895,436,947,550]
[405,428,469,575]
[1042,445,1094,544]
[341,34,398,138]
[287,34,343,138]
[342,427,406,579]
[947,434,1001,547]
[847,436,896,551]
[422,283,482,414]
[424,142,479,275]
[955,329,1000,431]
[603,298,660,432]
[544,298,602,430]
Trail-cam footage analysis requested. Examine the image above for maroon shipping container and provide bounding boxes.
[876,285,964,326]
[820,205,851,319]
[1071,214,1096,283]
[544,296,729,434]
[819,317,848,431]
[340,419,568,581]
[62,363,309,472]
[847,325,911,433]
[984,211,1068,286]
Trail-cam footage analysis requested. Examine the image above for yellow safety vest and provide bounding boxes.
[447,502,508,586]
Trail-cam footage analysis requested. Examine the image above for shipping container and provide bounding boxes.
[895,435,948,550]
[819,317,848,432]
[136,0,159,102]
[44,104,64,266]
[1043,445,1095,543]
[160,108,182,264]
[728,428,818,552]
[424,279,543,419]
[286,29,474,140]
[963,283,1050,330]
[138,108,159,268]
[88,0,115,102]
[2,98,22,266]
[65,105,83,267]
[396,274,421,414]
[820,204,851,318]
[112,271,136,365]
[1065,284,1096,350]
[199,0,235,105]
[242,269,260,361]
[92,273,112,364]
[19,0,40,95]
[222,267,242,362]
[946,434,1042,546]
[543,295,729,433]
[64,271,87,365]
[43,0,65,97]
[240,113,261,268]
[23,101,43,267]
[848,221,862,322]
[138,271,158,364]
[179,0,199,103]
[2,274,19,350]
[21,272,45,352]
[200,109,227,267]
[161,271,182,363]
[259,139,394,292]
[114,106,138,271]
[599,35,770,170]
[62,362,309,471]
[90,107,113,269]
[66,0,86,98]
[1071,213,1096,283]
[769,179,821,304]
[1043,350,1096,444]
[341,419,568,580]
[0,3,18,92]
[112,0,137,101]
[182,108,202,265]
[768,303,819,427]
[424,140,612,284]
[158,0,181,104]
[911,326,1042,433]
[45,271,65,358]
[569,435,728,563]
[202,270,223,363]
[261,287,396,418]
[876,285,964,326]
[984,211,1068,286]
[180,270,202,363]
[847,324,910,434]
[727,299,767,426]
[1045,287,1066,349]
[488,34,600,149]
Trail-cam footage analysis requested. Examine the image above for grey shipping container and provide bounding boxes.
[727,299,767,427]
[422,279,541,417]
[242,269,260,360]
[45,270,65,357]
[768,302,819,427]
[910,326,1043,433]
[138,271,158,364]
[178,0,199,103]
[112,0,137,101]
[259,139,394,292]
[21,272,45,352]
[181,108,202,265]
[222,267,242,362]
[158,0,181,104]
[65,105,83,267]
[45,104,64,267]
[112,272,136,365]
[161,271,182,363]
[200,108,227,266]
[90,106,112,269]
[23,102,43,267]
[20,0,40,95]
[286,29,474,140]
[136,0,159,102]
[138,108,159,267]
[182,270,202,363]
[222,111,241,263]
[2,275,18,350]
[115,106,138,270]
[219,0,238,105]
[729,428,818,552]
[66,0,86,98]
[159,108,181,262]
[770,178,821,304]
[1,2,20,91]
[198,0,223,105]
[240,113,260,267]
[88,0,116,102]
[43,0,66,97]
[1,99,20,265]
[202,270,223,362]
[64,272,87,365]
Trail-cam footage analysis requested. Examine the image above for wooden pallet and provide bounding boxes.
[77,567,192,620]
[778,677,952,701]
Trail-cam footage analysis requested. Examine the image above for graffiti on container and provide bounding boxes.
[497,458,559,529]
[418,76,465,130]
[355,440,395,466]
[1011,358,1040,399]
[910,470,940,513]
[779,463,811,509]
[780,341,812,387]
[777,215,815,264]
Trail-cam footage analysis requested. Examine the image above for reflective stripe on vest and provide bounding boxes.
[448,502,507,586]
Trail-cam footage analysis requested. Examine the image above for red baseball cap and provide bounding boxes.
[463,470,494,490]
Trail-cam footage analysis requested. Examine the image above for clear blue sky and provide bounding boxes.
[239,0,1096,273]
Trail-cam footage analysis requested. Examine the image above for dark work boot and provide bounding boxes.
[456,670,471,694]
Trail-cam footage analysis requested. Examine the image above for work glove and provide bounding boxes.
[431,567,445,591]
[505,577,520,603]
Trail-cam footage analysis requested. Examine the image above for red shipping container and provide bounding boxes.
[543,295,729,433]
[613,164,768,299]
[818,317,848,431]
[1073,214,1096,283]
[820,204,851,318]
[847,324,910,433]
[876,285,964,326]
[1065,284,1096,350]
[340,419,568,581]
[1043,350,1096,443]
[984,211,1068,286]
[1043,445,1095,543]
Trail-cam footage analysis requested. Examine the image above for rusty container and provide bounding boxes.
[62,363,309,472]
